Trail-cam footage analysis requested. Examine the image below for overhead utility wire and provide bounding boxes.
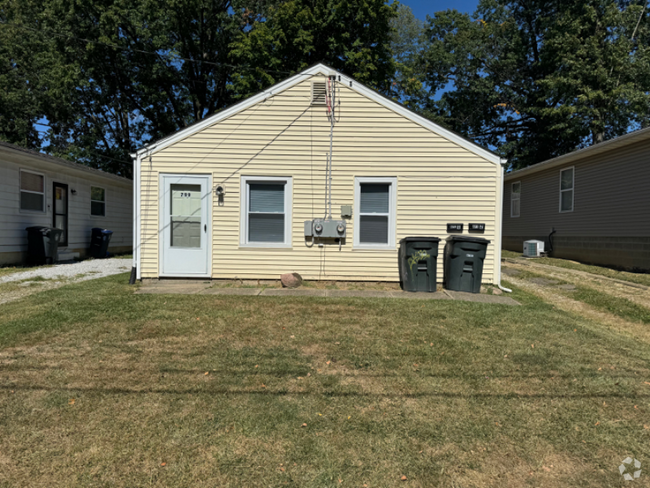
[0,20,314,77]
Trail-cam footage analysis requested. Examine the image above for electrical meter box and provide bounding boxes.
[305,219,347,239]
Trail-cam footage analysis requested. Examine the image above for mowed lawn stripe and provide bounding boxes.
[0,274,649,487]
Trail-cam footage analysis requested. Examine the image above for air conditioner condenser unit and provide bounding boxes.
[523,240,545,257]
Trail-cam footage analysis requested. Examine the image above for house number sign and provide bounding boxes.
[447,223,463,232]
[469,223,485,232]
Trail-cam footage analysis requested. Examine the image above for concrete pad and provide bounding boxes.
[201,288,263,296]
[136,285,207,295]
[260,288,327,297]
[391,291,450,300]
[445,290,521,306]
[327,290,393,299]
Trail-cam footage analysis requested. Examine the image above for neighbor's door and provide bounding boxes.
[161,174,211,277]
[53,182,68,246]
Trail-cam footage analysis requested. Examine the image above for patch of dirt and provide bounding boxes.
[528,277,559,287]
[504,272,650,344]
[505,258,650,309]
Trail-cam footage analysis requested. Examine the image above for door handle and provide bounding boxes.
[204,224,207,232]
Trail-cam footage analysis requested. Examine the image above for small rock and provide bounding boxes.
[281,272,303,288]
[301,423,307,428]
[480,286,487,294]
[492,288,503,295]
[401,475,408,481]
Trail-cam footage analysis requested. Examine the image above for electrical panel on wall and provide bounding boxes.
[305,219,347,239]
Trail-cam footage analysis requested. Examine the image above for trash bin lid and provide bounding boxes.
[26,226,51,231]
[446,235,491,244]
[92,228,113,234]
[400,236,441,243]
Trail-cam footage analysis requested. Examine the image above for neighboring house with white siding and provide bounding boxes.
[131,63,506,284]
[503,127,650,271]
[0,141,132,265]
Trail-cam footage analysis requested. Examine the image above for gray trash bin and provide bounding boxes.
[443,236,490,293]
[26,226,63,265]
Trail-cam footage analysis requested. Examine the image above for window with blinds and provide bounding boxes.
[20,170,45,211]
[241,177,292,246]
[354,177,396,249]
[511,181,521,218]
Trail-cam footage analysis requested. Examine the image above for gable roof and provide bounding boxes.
[133,63,503,165]
[505,126,650,181]
[0,140,132,185]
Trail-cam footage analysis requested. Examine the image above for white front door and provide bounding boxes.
[161,174,211,277]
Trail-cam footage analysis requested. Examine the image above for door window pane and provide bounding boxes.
[55,186,67,214]
[55,215,67,244]
[170,184,202,248]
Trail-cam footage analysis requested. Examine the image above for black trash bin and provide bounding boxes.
[26,226,63,265]
[443,236,490,293]
[399,237,441,292]
[90,228,113,258]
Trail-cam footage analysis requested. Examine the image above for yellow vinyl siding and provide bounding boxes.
[140,74,499,282]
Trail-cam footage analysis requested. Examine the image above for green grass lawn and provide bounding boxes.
[502,250,650,287]
[1,274,649,487]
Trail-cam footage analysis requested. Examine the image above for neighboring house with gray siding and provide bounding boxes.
[503,127,650,271]
[0,141,132,265]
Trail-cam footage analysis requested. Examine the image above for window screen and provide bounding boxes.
[20,171,44,211]
[511,182,521,218]
[359,183,390,244]
[91,186,106,216]
[248,183,285,243]
[560,168,574,212]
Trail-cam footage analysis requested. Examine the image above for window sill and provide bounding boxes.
[353,245,396,251]
[238,243,292,250]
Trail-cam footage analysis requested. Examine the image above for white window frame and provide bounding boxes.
[240,175,293,248]
[90,186,106,217]
[19,169,45,213]
[510,181,521,218]
[559,167,575,213]
[353,176,397,250]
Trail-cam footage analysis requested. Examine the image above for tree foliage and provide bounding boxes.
[419,0,650,168]
[0,0,398,177]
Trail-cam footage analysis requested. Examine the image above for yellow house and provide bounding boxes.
[131,64,507,284]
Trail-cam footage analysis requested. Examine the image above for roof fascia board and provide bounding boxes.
[135,63,502,165]
[0,145,132,186]
[505,126,650,180]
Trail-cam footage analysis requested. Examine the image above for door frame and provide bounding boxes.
[158,173,212,278]
[52,181,69,247]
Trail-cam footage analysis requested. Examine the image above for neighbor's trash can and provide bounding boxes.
[443,236,490,294]
[399,237,441,292]
[26,226,63,265]
[90,228,113,258]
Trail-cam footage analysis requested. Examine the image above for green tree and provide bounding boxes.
[230,0,398,95]
[420,0,650,169]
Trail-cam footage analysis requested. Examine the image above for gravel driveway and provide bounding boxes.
[0,259,132,305]
[0,258,132,284]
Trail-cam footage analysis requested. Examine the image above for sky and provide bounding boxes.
[401,0,480,21]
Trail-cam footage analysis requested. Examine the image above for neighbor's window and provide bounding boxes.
[511,181,521,218]
[354,177,397,248]
[91,186,106,216]
[559,167,574,212]
[20,170,45,211]
[240,176,292,246]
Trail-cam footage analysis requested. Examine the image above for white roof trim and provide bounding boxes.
[134,63,502,165]
[505,126,650,180]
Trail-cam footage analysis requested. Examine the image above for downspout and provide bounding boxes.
[129,152,142,281]
[496,162,512,293]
